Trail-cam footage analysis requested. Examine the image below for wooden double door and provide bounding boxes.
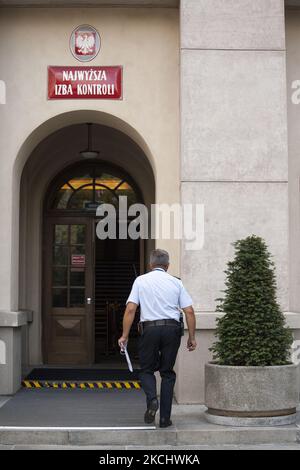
[43,217,141,365]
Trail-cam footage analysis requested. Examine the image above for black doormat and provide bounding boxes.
[25,368,140,381]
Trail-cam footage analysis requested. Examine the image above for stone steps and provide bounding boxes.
[0,424,298,446]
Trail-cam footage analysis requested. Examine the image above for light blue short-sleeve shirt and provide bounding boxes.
[126,268,193,322]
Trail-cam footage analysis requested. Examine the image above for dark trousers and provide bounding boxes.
[138,324,181,420]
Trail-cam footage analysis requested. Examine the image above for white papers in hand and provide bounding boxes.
[121,345,133,373]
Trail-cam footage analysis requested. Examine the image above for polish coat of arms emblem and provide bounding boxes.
[70,25,100,62]
[75,31,96,56]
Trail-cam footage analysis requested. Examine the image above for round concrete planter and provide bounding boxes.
[205,363,299,426]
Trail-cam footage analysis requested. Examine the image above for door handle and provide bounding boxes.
[86,297,92,305]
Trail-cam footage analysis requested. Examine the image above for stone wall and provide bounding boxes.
[177,0,289,403]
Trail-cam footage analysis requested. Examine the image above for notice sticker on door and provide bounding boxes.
[71,254,86,266]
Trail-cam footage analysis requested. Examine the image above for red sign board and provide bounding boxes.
[71,255,86,267]
[48,66,122,100]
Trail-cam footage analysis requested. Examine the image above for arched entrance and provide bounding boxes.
[18,117,155,368]
[43,161,143,365]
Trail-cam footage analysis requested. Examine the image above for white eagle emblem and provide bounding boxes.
[75,32,96,55]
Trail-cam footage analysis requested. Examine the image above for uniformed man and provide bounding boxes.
[118,249,196,428]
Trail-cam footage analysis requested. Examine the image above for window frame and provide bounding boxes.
[44,161,143,217]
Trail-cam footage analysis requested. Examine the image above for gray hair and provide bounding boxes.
[149,249,169,267]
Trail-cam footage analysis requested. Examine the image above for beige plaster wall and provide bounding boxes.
[0,6,179,365]
[0,6,180,313]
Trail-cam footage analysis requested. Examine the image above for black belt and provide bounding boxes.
[143,319,180,328]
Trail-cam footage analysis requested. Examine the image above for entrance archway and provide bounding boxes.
[18,118,155,367]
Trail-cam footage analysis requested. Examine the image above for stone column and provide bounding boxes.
[177,0,288,403]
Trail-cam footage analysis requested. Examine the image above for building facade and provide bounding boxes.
[0,0,300,403]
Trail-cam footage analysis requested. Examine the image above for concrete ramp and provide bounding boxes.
[0,388,153,428]
[0,393,298,447]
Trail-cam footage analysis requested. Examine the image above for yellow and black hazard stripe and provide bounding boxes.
[22,380,141,390]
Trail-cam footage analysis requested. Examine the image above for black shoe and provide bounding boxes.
[144,398,159,424]
[159,418,172,428]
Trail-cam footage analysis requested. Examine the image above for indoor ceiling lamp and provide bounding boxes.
[80,123,99,159]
